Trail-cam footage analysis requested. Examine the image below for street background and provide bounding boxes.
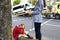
[12,0,60,40]
[12,15,60,40]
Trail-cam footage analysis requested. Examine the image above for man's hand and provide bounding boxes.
[25,10,33,15]
[18,34,22,37]
[24,31,28,34]
[18,34,28,38]
[22,34,28,38]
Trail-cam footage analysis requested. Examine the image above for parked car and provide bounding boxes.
[12,2,34,16]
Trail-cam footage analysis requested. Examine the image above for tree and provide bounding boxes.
[0,0,12,40]
[29,0,37,5]
[13,0,20,6]
[47,5,52,12]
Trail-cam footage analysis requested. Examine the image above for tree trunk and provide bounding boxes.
[0,0,12,40]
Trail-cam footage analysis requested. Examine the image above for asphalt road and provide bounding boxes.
[12,15,60,40]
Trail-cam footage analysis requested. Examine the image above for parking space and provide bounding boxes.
[42,19,60,40]
[12,15,60,40]
[28,19,60,40]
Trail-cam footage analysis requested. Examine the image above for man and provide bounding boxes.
[26,0,44,40]
[13,24,33,40]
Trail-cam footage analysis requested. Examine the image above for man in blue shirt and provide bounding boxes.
[26,0,44,40]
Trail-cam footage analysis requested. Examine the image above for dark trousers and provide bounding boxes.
[34,22,41,40]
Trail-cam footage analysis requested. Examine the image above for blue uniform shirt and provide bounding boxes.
[32,0,44,23]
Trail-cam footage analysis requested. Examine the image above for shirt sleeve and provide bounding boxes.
[31,0,44,15]
[31,10,40,15]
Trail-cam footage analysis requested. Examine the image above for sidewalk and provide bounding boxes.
[33,36,51,40]
[42,36,50,40]
[12,36,50,40]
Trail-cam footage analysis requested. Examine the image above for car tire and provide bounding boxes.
[46,14,53,19]
[55,15,60,19]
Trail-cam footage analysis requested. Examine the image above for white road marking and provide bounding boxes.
[29,29,33,31]
[29,28,35,31]
[29,19,53,31]
[45,24,60,27]
[28,19,53,39]
[41,19,53,26]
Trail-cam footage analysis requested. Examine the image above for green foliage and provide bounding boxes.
[42,12,51,15]
[13,0,20,6]
[47,5,52,10]
[29,0,37,5]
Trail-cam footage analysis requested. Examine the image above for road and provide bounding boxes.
[12,15,60,40]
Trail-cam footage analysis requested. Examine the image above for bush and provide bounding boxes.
[47,5,52,11]
[13,0,20,6]
[29,0,37,5]
[42,12,51,16]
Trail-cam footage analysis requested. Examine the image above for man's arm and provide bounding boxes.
[26,0,44,15]
[25,7,41,15]
[31,9,41,15]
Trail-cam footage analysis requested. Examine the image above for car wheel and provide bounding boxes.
[46,14,53,19]
[55,15,60,19]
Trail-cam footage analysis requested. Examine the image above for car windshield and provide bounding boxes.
[58,4,60,9]
[13,5,24,10]
[25,4,29,6]
[56,0,60,2]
